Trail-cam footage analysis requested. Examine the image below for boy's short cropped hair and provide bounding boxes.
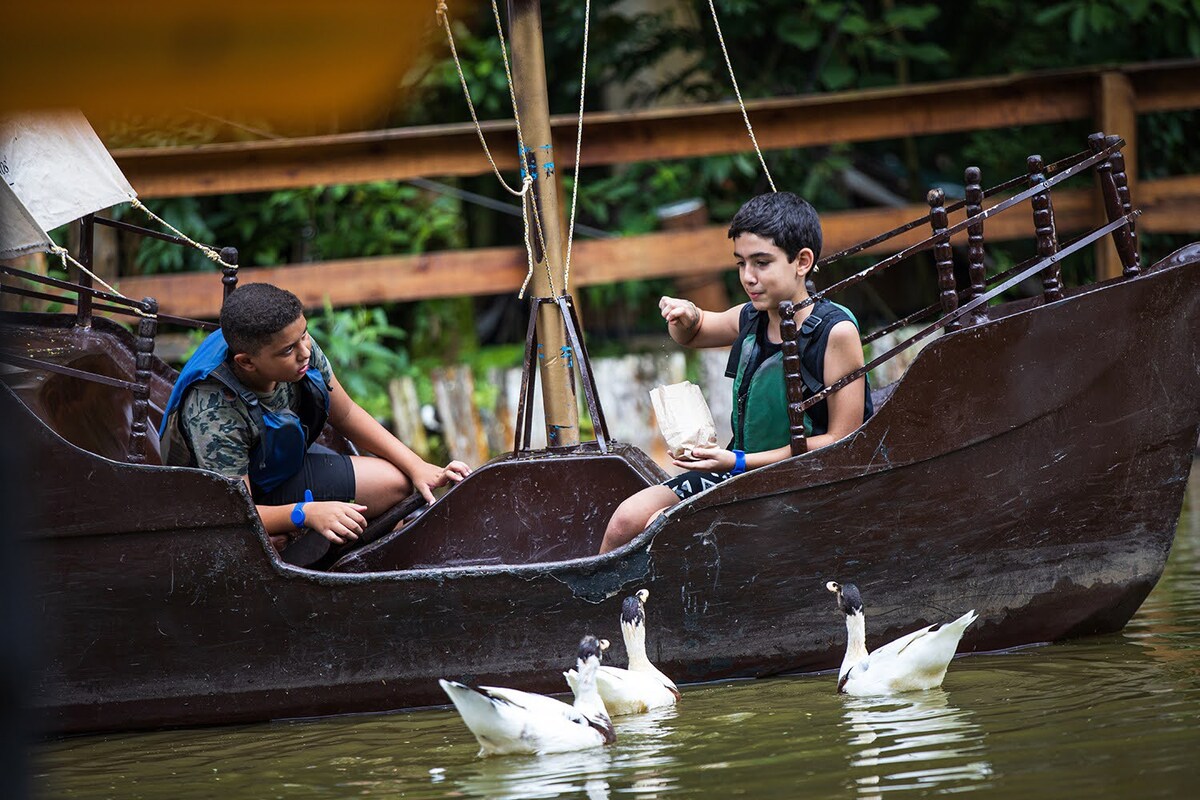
[727,191,823,263]
[220,283,304,356]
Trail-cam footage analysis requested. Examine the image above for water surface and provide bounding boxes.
[35,461,1200,798]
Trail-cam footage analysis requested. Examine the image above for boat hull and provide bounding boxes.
[12,253,1199,735]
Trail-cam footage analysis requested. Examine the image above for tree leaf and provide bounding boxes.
[778,17,821,50]
[883,4,941,29]
[821,62,857,90]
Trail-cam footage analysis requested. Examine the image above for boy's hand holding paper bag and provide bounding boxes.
[650,381,719,464]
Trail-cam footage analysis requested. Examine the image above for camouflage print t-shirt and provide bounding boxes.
[177,339,335,479]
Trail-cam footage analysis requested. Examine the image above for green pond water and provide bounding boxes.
[34,461,1200,799]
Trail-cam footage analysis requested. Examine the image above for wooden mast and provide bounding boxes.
[507,0,580,448]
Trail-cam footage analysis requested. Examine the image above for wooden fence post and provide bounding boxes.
[660,199,730,313]
[1094,72,1137,281]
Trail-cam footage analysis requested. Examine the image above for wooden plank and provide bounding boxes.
[1128,59,1200,112]
[117,185,1109,319]
[114,61,1200,199]
[1138,174,1200,233]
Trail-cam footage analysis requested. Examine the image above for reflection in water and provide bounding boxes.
[841,690,992,797]
[452,705,681,800]
[453,747,613,800]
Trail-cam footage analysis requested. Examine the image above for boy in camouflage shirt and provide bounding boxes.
[161,283,469,552]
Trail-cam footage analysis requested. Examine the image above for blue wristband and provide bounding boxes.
[731,450,746,475]
[290,489,314,528]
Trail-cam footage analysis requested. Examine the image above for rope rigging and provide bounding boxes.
[436,0,591,297]
[705,0,777,193]
[437,0,774,294]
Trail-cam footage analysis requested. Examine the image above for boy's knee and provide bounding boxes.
[385,470,412,506]
[607,501,645,538]
[602,490,676,553]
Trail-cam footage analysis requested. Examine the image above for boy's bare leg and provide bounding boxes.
[600,485,680,554]
[349,455,415,517]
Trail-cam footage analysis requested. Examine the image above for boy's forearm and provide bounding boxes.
[257,502,298,535]
[669,307,703,347]
[746,444,796,470]
[744,434,849,468]
[241,475,300,535]
[672,303,742,349]
[337,402,427,475]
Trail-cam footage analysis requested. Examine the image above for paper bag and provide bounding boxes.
[650,381,718,461]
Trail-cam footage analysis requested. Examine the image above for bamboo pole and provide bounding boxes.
[507,0,579,448]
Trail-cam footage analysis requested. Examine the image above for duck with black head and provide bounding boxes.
[440,635,616,756]
[826,580,977,696]
[565,589,680,715]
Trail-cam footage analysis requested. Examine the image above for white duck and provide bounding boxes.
[439,635,616,756]
[826,580,977,696]
[565,589,680,715]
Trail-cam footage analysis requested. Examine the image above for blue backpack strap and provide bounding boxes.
[159,329,231,438]
[206,361,270,442]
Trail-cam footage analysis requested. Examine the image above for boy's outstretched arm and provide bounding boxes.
[659,296,743,349]
[325,374,470,503]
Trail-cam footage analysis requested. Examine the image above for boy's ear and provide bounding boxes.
[232,351,257,372]
[795,248,815,276]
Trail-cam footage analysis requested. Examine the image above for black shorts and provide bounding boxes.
[252,444,357,505]
[664,469,733,501]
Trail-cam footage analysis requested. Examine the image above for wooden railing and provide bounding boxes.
[111,60,1200,319]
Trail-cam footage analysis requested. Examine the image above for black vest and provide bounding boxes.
[724,299,874,438]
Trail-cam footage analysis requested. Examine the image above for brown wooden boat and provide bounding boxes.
[2,131,1197,735]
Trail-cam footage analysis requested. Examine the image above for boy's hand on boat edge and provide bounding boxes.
[303,501,369,545]
[410,459,472,504]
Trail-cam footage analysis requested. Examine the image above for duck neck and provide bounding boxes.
[841,611,869,676]
[623,619,652,671]
[572,654,608,717]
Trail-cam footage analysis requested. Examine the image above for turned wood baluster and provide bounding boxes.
[77,214,95,327]
[927,188,961,332]
[220,246,240,300]
[964,166,988,326]
[1027,155,1063,303]
[1105,134,1141,276]
[128,297,159,464]
[779,300,808,457]
[1087,133,1138,278]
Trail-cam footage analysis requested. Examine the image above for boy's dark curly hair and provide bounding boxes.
[220,283,304,355]
[727,191,823,263]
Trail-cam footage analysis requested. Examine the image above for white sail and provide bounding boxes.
[0,110,135,259]
[0,179,52,259]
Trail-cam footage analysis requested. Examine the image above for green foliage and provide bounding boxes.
[306,301,412,420]
[407,297,479,361]
[113,197,219,275]
[1031,0,1200,52]
[201,182,465,268]
[402,19,517,125]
